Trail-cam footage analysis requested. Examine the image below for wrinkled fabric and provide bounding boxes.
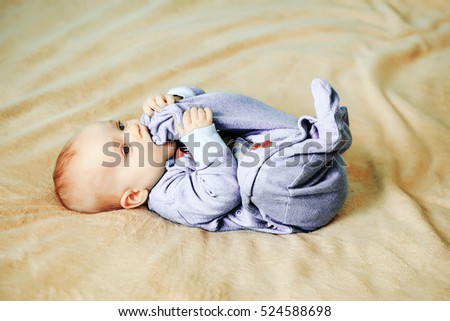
[2,0,449,301]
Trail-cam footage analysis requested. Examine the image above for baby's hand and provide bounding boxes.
[142,94,181,116]
[175,107,213,137]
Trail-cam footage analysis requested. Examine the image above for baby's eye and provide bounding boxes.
[118,121,125,131]
[123,145,130,155]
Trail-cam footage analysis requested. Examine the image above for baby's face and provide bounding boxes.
[72,119,176,207]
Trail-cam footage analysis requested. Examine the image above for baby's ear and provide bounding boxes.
[120,189,149,209]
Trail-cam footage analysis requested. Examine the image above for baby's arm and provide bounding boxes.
[176,107,229,167]
[149,107,241,227]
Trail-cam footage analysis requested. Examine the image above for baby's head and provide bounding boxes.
[53,119,176,213]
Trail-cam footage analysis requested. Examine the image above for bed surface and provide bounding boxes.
[1,0,449,300]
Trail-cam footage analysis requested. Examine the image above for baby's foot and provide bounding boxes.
[339,106,349,126]
[311,78,340,120]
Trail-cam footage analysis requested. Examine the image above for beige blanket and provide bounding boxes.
[1,0,449,300]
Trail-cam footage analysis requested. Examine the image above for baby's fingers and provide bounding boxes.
[204,107,213,123]
[143,97,159,115]
[173,116,185,137]
[143,100,155,116]
[155,94,176,110]
[183,108,193,126]
[164,94,175,105]
[196,107,206,121]
[155,95,166,111]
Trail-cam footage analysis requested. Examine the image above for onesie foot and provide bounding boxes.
[307,78,351,151]
[311,78,340,120]
[339,106,349,126]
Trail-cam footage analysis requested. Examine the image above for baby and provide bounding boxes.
[53,79,352,234]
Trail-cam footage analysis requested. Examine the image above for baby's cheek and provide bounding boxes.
[150,144,171,166]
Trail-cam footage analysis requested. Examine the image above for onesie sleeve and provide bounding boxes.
[167,86,205,99]
[180,124,228,166]
[148,127,241,227]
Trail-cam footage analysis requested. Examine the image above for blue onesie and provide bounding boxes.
[140,79,352,234]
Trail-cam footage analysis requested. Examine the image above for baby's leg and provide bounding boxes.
[250,148,348,232]
[248,80,352,231]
